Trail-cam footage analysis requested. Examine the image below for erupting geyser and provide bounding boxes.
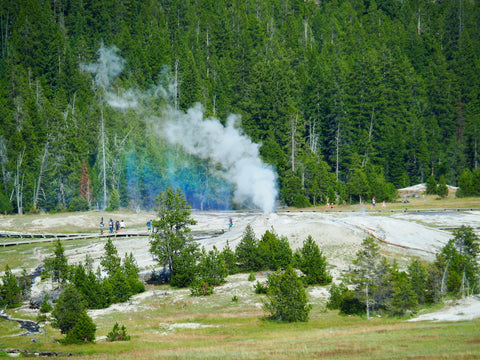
[81,44,278,213]
[161,104,278,214]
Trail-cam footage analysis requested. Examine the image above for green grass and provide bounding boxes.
[292,195,480,213]
[0,237,106,270]
[1,283,479,360]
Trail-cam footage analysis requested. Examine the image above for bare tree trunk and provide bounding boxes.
[15,148,25,215]
[0,136,7,191]
[363,108,375,167]
[101,104,107,210]
[33,138,49,210]
[441,262,449,295]
[174,60,179,110]
[336,124,340,182]
[290,111,298,172]
[308,118,318,154]
[366,283,370,320]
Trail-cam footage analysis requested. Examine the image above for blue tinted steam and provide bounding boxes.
[82,45,278,212]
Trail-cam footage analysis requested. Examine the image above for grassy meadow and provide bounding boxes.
[1,284,479,359]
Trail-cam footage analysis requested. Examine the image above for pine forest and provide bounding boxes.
[0,0,479,214]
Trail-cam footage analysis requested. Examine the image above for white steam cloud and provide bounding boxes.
[161,105,278,213]
[80,44,278,213]
[80,44,125,90]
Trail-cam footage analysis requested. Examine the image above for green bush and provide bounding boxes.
[107,322,130,341]
[0,265,22,308]
[294,236,332,286]
[0,190,13,214]
[221,241,238,275]
[339,291,365,315]
[190,279,214,296]
[235,225,260,272]
[68,197,90,212]
[107,189,120,211]
[292,193,311,208]
[263,266,311,322]
[327,283,348,310]
[248,272,256,281]
[51,285,86,334]
[257,230,292,271]
[39,294,53,313]
[436,176,448,198]
[63,312,96,344]
[254,281,267,294]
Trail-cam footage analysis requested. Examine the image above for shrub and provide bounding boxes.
[221,241,238,275]
[235,224,260,271]
[68,196,90,212]
[196,246,228,287]
[257,230,292,271]
[248,272,256,281]
[436,176,448,198]
[327,283,348,310]
[107,322,130,342]
[263,266,311,322]
[254,281,267,294]
[294,236,332,285]
[51,285,86,334]
[0,265,22,308]
[292,194,310,208]
[190,279,214,296]
[0,190,13,214]
[63,312,96,344]
[107,189,120,211]
[39,294,53,313]
[340,291,365,315]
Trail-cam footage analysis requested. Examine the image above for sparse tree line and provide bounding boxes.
[1,238,141,343]
[148,188,332,299]
[328,226,480,318]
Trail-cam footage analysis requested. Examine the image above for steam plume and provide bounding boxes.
[161,104,278,213]
[80,44,125,90]
[80,45,278,213]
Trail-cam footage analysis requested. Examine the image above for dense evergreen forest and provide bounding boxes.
[0,0,479,213]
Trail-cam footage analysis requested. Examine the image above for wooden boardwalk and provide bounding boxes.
[0,231,150,247]
[0,229,224,247]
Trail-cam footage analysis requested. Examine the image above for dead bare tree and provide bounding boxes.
[14,148,25,215]
[33,137,49,210]
[0,136,8,192]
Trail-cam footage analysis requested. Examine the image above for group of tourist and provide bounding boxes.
[99,217,125,235]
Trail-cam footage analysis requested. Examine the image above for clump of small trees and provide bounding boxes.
[327,226,480,318]
[148,187,331,323]
[40,238,142,344]
[0,266,31,309]
[234,225,332,286]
